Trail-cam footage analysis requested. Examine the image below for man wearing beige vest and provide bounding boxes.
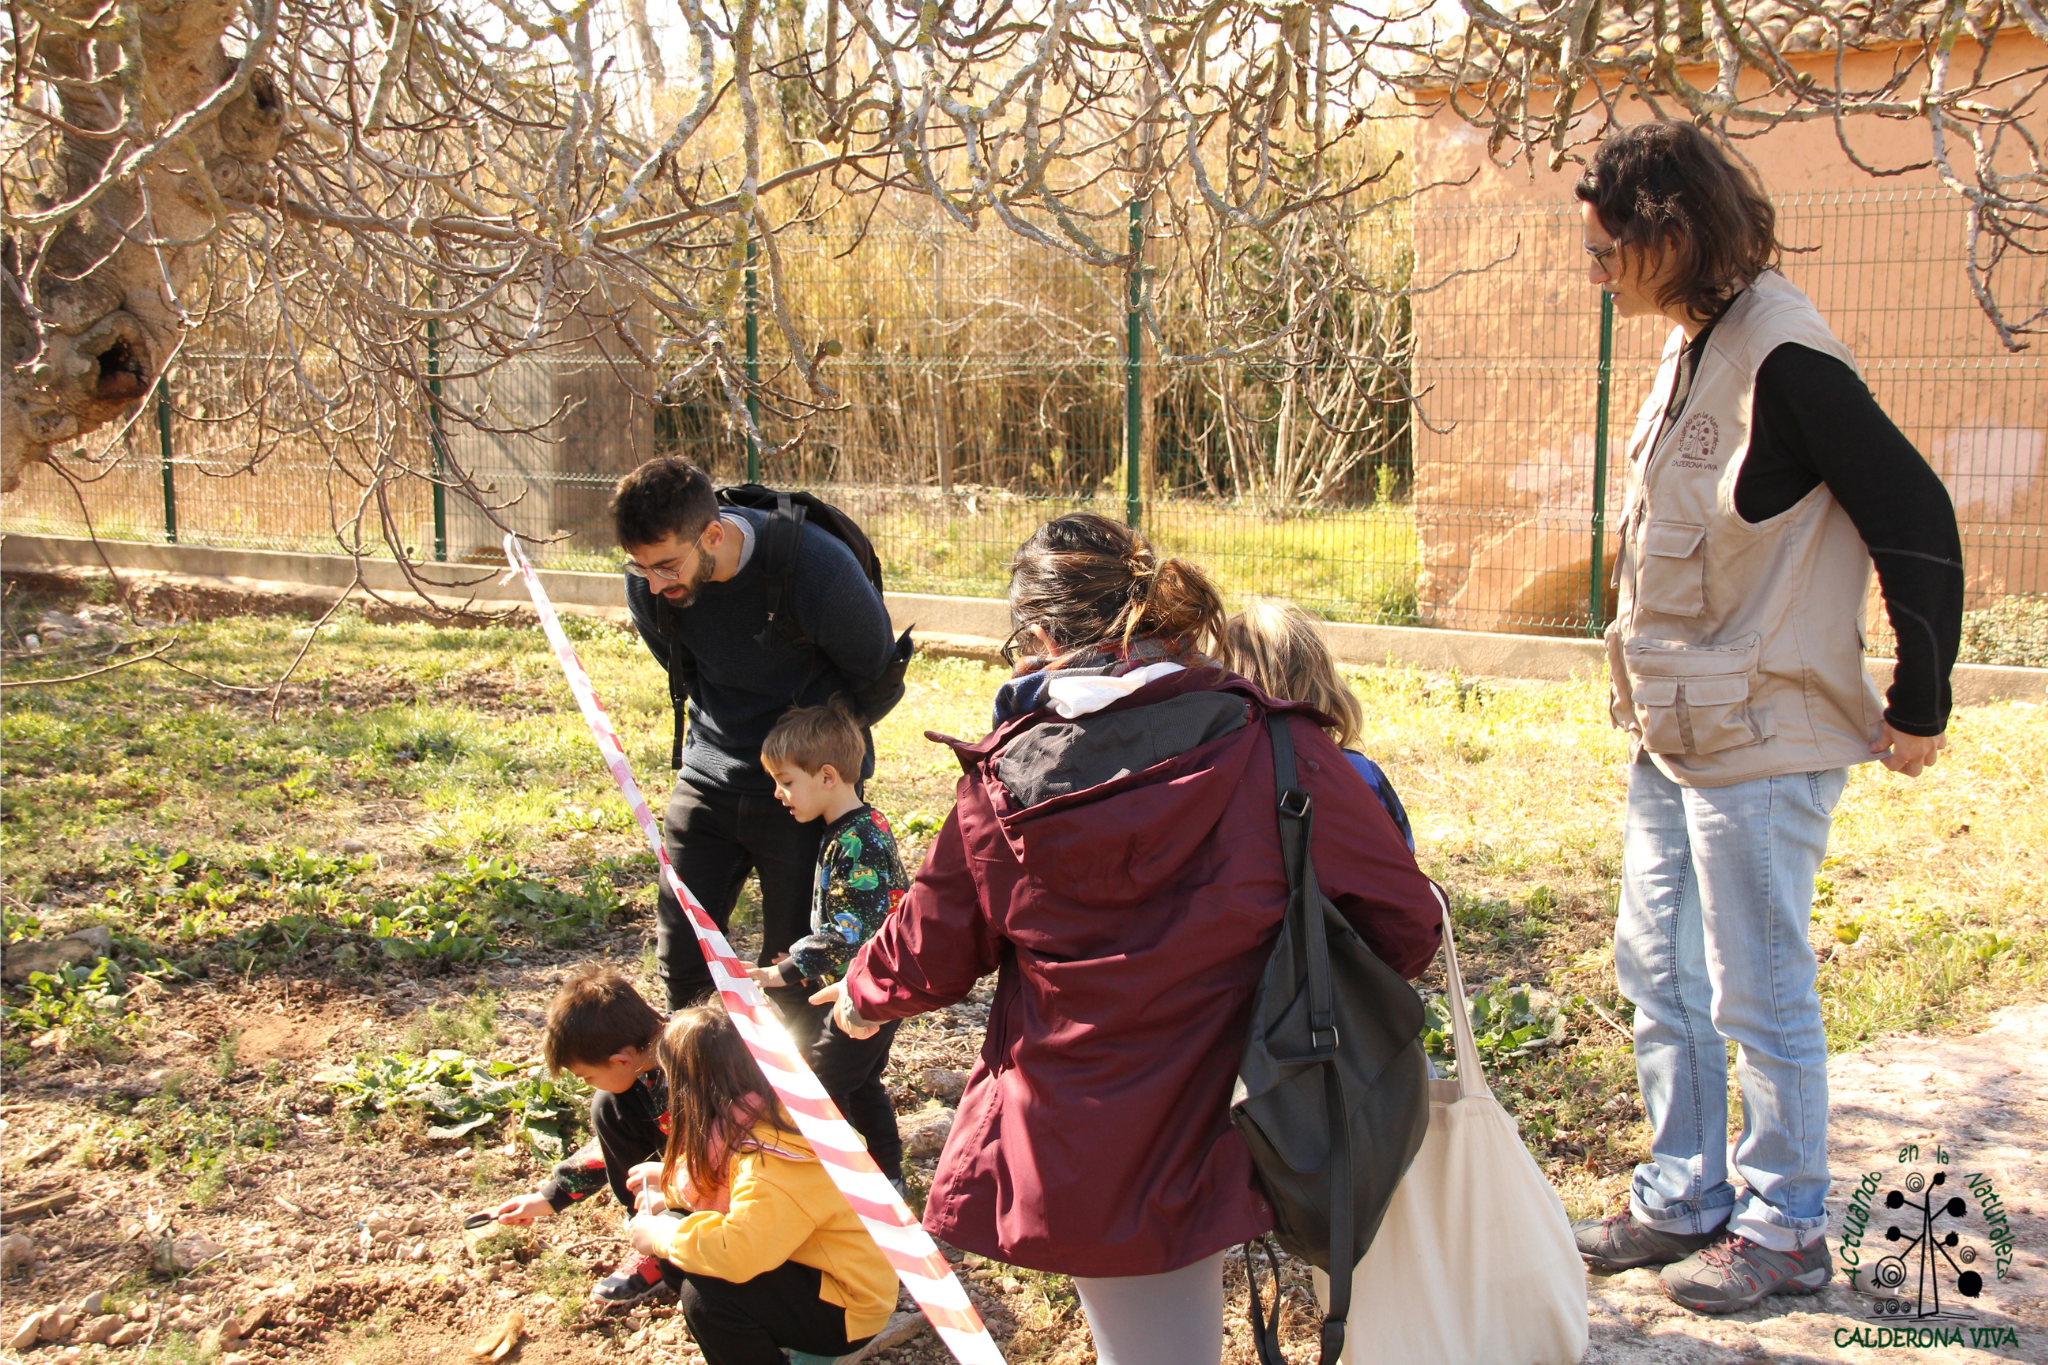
[1567,123,1963,1315]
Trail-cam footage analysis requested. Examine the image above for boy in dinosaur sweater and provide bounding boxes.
[746,702,909,1186]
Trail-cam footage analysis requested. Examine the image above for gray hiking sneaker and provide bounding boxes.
[1662,1234,1833,1314]
[1573,1211,1721,1273]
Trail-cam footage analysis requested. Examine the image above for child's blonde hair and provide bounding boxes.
[1223,599,1363,750]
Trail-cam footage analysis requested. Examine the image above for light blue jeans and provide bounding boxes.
[1616,756,1847,1252]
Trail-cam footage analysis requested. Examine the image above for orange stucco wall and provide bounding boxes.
[1410,39,2047,634]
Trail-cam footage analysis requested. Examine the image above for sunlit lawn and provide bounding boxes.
[3,605,2041,1224]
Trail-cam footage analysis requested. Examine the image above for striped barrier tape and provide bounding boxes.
[503,536,1006,1365]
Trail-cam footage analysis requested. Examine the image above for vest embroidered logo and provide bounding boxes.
[1670,413,1722,470]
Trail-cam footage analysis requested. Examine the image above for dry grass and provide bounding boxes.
[1347,662,2048,1218]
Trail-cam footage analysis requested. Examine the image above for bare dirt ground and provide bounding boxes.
[6,977,2041,1365]
[0,834,1331,1365]
[1583,1002,2048,1365]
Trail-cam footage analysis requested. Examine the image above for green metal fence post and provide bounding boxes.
[1587,289,1615,634]
[154,376,177,545]
[1124,199,1143,529]
[427,313,448,562]
[745,234,761,483]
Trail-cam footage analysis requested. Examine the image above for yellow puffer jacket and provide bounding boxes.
[659,1122,895,1340]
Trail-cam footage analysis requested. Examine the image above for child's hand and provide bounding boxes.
[808,982,880,1040]
[626,1164,670,1216]
[743,964,784,989]
[490,1192,555,1227]
[626,1214,668,1258]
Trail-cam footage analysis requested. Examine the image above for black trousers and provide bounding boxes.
[591,1083,669,1211]
[658,775,824,1009]
[766,989,904,1185]
[679,1260,874,1365]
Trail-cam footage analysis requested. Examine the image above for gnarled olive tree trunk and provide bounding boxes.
[2,1,284,490]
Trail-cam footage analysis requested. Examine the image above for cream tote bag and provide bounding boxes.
[1313,889,1589,1364]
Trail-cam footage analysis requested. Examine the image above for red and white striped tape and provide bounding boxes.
[503,536,1005,1365]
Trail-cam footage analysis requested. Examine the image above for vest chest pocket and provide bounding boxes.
[1625,635,1773,756]
[1635,521,1708,618]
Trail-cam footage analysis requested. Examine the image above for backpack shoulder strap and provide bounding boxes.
[651,590,697,770]
[1268,714,1335,1053]
[1266,711,1353,1365]
[752,494,811,651]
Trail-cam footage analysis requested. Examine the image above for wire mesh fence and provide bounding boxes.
[1413,186,2046,640]
[4,188,2042,652]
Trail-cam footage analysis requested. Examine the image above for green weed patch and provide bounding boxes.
[91,845,628,974]
[0,959,133,1059]
[327,1050,587,1160]
[1422,983,1567,1077]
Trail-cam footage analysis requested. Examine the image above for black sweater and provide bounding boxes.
[623,508,896,793]
[1729,342,1964,737]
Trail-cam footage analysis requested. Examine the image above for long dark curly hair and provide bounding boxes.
[1574,121,1780,324]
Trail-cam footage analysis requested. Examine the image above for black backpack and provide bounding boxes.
[1232,713,1431,1365]
[645,484,913,768]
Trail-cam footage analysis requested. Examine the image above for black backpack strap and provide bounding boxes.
[647,589,697,771]
[1242,1240,1288,1365]
[1269,715,1337,1055]
[1267,712,1352,1365]
[753,494,811,651]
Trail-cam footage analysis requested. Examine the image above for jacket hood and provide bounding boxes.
[929,667,1326,904]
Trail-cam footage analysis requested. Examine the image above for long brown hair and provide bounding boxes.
[655,1003,793,1203]
[1223,599,1363,750]
[1006,512,1227,666]
[1574,121,1780,325]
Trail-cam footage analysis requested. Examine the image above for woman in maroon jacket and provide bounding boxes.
[814,513,1441,1365]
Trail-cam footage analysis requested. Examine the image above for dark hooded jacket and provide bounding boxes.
[842,664,1442,1277]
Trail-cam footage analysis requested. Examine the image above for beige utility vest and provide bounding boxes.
[1605,270,1886,788]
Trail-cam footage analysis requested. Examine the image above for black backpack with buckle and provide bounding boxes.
[640,484,913,768]
[1232,712,1431,1365]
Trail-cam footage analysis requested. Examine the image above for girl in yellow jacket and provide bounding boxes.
[625,1002,896,1365]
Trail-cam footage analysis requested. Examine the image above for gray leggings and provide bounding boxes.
[1071,1250,1226,1365]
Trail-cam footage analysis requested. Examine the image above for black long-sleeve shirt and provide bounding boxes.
[1732,342,1964,736]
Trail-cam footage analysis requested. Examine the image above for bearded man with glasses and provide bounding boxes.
[609,457,899,1011]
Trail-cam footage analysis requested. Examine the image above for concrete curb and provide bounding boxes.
[5,533,2043,705]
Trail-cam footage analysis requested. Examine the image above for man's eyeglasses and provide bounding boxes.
[622,529,709,583]
[1584,241,1619,273]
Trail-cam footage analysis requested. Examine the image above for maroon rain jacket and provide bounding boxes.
[842,665,1442,1277]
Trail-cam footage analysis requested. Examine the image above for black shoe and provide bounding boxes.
[1572,1211,1722,1273]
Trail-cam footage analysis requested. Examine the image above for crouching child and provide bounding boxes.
[627,1003,895,1364]
[488,966,679,1310]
